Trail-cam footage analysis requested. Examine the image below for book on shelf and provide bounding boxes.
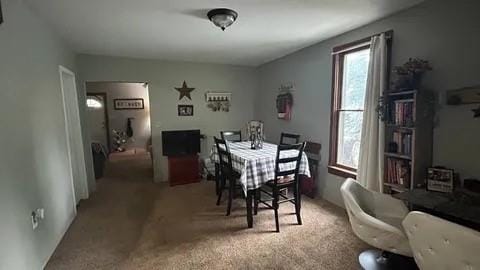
[385,158,411,188]
[392,131,412,156]
[393,100,414,126]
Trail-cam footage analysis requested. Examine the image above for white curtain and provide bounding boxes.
[357,33,387,192]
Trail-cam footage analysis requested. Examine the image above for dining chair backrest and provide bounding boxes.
[274,142,306,185]
[221,130,242,142]
[214,137,234,177]
[304,141,321,174]
[280,132,301,145]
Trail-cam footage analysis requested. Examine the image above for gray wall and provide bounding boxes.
[77,55,258,182]
[0,0,89,269]
[86,82,151,151]
[256,0,480,207]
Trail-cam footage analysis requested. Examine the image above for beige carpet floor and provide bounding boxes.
[46,152,367,270]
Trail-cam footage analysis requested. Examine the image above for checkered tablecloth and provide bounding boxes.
[210,141,310,193]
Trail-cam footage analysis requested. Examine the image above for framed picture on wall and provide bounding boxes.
[178,105,193,116]
[114,98,144,110]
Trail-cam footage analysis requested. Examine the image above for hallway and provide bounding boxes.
[46,152,158,269]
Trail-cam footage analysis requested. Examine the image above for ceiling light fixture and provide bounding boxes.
[207,8,238,31]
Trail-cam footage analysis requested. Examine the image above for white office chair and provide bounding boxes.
[402,211,480,270]
[341,178,416,270]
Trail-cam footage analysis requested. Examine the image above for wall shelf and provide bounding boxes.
[385,152,412,160]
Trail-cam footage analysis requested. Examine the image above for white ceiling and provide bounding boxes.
[26,0,423,66]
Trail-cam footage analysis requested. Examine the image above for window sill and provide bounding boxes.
[328,165,357,179]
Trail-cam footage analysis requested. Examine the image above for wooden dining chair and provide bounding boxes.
[214,137,241,216]
[279,132,300,145]
[221,130,242,142]
[255,142,306,232]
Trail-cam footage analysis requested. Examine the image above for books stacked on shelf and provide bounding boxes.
[386,158,411,187]
[393,100,414,126]
[392,131,412,156]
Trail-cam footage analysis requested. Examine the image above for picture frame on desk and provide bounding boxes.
[426,167,454,193]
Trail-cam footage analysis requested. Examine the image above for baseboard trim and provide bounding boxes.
[41,210,76,269]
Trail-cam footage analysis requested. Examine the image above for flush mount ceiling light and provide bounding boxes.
[207,8,238,31]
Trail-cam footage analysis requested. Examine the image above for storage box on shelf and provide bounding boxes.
[383,89,434,194]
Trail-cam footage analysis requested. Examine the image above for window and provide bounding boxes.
[329,41,371,178]
[86,96,103,109]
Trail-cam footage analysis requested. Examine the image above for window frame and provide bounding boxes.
[328,32,392,179]
[328,39,372,179]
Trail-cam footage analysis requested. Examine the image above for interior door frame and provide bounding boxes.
[59,65,89,205]
[86,92,111,152]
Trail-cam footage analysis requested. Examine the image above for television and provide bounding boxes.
[162,129,201,156]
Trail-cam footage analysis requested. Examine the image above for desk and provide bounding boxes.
[394,189,480,230]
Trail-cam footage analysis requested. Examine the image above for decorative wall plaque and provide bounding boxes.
[113,98,144,110]
[205,92,231,112]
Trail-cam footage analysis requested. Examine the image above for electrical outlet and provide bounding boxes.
[31,212,39,230]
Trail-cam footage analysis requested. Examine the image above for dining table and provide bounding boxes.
[210,141,311,228]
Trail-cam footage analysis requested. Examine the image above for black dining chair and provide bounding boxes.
[279,132,300,145]
[221,130,242,142]
[255,142,306,232]
[214,137,241,216]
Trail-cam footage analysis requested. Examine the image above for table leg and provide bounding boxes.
[215,163,220,195]
[246,190,253,228]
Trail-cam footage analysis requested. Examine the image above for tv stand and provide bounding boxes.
[168,155,200,186]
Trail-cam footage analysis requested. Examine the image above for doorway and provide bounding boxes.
[59,66,89,205]
[86,93,110,151]
[85,82,153,181]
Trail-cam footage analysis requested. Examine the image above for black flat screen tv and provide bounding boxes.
[162,129,201,156]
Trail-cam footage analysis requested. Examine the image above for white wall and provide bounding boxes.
[0,0,89,269]
[256,0,480,207]
[86,82,151,151]
[77,55,258,182]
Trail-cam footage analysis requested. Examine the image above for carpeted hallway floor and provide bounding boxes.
[46,152,367,270]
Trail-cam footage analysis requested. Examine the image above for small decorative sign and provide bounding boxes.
[178,105,193,116]
[426,167,454,193]
[114,98,144,110]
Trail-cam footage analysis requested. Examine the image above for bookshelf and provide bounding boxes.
[383,89,434,194]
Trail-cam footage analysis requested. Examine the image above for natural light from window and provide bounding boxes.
[86,97,103,109]
[337,49,370,169]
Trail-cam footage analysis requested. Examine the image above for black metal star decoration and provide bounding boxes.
[473,106,480,118]
[175,81,195,100]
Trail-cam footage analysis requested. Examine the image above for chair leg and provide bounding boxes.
[226,178,234,216]
[295,184,302,225]
[254,189,259,215]
[216,176,224,206]
[215,164,220,195]
[273,188,280,232]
